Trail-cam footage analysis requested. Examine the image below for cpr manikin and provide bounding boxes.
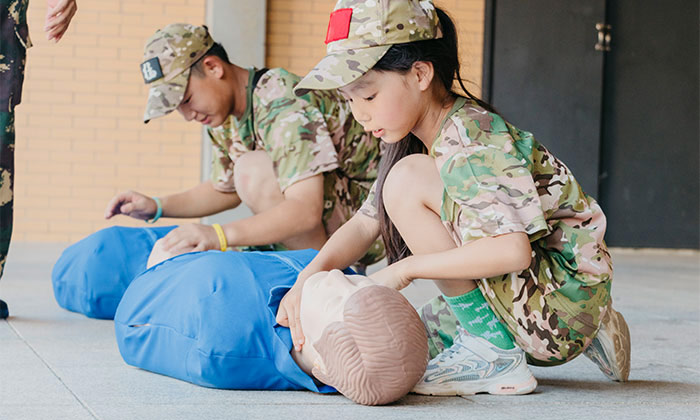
[150,238,429,403]
[111,247,428,406]
[149,242,431,399]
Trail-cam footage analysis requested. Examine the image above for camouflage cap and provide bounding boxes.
[294,0,442,96]
[140,23,214,123]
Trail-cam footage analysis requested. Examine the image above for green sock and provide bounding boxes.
[444,288,515,349]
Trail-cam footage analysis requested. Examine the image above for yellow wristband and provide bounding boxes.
[212,223,228,252]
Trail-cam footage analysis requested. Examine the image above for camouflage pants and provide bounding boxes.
[1,0,29,279]
[0,112,14,279]
[419,253,611,366]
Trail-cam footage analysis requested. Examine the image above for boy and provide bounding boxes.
[105,23,383,267]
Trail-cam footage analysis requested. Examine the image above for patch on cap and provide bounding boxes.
[325,8,352,44]
[141,57,164,84]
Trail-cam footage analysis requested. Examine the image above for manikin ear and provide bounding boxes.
[199,56,225,79]
[412,61,435,92]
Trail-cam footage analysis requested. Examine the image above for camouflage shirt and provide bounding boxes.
[208,68,379,191]
[361,97,612,290]
[207,68,382,239]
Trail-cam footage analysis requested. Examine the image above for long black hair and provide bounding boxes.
[373,8,496,264]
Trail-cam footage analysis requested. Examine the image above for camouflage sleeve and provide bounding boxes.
[207,117,249,193]
[435,126,549,244]
[358,180,379,220]
[256,98,339,192]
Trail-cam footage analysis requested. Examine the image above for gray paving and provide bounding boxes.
[0,243,698,419]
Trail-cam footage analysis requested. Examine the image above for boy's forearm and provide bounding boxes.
[221,197,321,247]
[161,181,241,218]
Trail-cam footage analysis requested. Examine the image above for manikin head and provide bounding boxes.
[140,23,244,127]
[297,270,428,406]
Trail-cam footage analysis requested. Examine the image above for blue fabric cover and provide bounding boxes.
[52,226,177,319]
[114,249,338,392]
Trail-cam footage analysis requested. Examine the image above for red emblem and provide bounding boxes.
[325,8,353,44]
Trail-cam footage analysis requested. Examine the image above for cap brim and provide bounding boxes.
[294,45,391,97]
[143,68,190,123]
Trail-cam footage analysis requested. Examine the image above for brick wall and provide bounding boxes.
[14,0,205,242]
[266,0,486,96]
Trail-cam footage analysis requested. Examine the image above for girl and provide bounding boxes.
[277,0,630,396]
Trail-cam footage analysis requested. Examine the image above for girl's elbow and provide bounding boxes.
[513,251,532,272]
[511,235,533,272]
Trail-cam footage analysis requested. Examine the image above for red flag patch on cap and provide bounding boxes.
[325,8,352,44]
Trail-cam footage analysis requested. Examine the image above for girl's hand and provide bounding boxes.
[276,279,306,352]
[370,259,413,291]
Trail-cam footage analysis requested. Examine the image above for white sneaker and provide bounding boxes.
[412,328,537,396]
[583,304,631,382]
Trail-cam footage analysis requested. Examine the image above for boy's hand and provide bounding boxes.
[104,191,158,221]
[276,280,306,352]
[159,223,220,254]
[44,0,78,42]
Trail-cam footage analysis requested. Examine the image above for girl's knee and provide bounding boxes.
[383,154,441,209]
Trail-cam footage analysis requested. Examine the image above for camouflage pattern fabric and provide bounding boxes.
[362,97,613,364]
[208,68,384,265]
[0,112,14,278]
[1,0,30,112]
[295,0,442,96]
[0,0,30,278]
[140,23,214,122]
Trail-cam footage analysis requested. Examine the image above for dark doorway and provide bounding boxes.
[597,0,699,248]
[483,0,699,249]
[483,1,606,196]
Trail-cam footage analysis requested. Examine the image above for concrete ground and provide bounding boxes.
[1,243,698,420]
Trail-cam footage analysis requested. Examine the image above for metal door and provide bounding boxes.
[598,0,699,248]
[484,0,607,197]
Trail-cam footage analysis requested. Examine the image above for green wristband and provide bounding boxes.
[145,197,162,224]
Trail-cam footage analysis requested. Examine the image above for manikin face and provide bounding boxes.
[338,68,424,144]
[296,270,376,371]
[176,59,235,128]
